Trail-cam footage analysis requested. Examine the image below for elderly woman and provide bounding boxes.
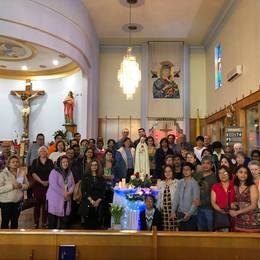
[0,155,29,229]
[30,146,54,228]
[46,155,75,229]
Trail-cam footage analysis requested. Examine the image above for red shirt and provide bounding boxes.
[212,182,236,209]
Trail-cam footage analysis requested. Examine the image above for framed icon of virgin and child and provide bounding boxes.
[152,61,180,99]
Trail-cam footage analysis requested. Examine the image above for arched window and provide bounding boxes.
[215,43,222,89]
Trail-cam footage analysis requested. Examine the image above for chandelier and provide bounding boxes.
[117,1,141,100]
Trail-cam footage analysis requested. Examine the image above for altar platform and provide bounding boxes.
[0,229,259,260]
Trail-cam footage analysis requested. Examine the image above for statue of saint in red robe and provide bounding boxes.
[63,91,74,125]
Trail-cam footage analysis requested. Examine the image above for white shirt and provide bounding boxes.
[194,147,206,162]
[49,151,66,163]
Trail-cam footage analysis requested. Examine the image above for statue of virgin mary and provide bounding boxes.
[134,137,150,178]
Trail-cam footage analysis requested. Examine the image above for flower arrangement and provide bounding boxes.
[129,172,152,188]
[110,204,124,225]
[125,188,154,202]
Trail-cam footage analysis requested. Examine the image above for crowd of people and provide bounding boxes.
[0,127,259,232]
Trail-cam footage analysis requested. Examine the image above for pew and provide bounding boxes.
[0,229,259,260]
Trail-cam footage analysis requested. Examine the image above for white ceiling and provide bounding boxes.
[0,36,80,79]
[83,0,229,44]
[0,36,75,72]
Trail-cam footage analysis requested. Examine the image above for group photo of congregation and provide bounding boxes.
[1,130,260,233]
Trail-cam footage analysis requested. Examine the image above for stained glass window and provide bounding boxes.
[215,43,222,89]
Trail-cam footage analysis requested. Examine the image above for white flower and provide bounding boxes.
[130,175,136,180]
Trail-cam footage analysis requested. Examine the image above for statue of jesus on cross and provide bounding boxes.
[10,79,45,139]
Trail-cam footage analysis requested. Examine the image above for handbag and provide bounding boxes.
[73,180,82,204]
[213,190,231,230]
[20,197,37,211]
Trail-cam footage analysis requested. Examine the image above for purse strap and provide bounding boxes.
[227,189,231,209]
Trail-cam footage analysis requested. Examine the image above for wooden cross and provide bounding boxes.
[10,79,45,139]
[160,123,173,137]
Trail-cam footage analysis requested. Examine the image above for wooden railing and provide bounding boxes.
[0,229,259,260]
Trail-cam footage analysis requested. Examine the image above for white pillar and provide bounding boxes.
[141,43,149,133]
[81,71,88,138]
[183,43,190,140]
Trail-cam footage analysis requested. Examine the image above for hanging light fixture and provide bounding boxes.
[117,0,141,100]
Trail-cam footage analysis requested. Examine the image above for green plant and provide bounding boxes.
[129,173,152,188]
[110,204,124,224]
[53,129,69,143]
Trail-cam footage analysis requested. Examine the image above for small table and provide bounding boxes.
[113,187,158,230]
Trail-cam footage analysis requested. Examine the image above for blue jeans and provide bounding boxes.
[197,208,214,231]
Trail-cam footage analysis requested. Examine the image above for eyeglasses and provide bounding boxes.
[91,164,98,166]
[219,171,229,175]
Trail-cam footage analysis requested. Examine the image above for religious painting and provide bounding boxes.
[148,42,183,119]
[151,61,180,99]
[0,36,34,61]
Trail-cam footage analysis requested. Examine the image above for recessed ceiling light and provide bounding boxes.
[21,65,28,71]
[52,60,59,66]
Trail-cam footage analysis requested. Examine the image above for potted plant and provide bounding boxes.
[110,204,124,230]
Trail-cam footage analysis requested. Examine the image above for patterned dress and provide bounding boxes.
[162,185,174,231]
[233,186,260,232]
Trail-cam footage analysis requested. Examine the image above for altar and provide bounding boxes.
[113,187,158,230]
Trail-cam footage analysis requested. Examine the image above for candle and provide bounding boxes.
[119,182,122,188]
[122,178,126,188]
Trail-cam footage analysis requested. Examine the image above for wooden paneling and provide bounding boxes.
[98,118,141,143]
[206,90,260,125]
[0,230,260,260]
[205,90,260,152]
[158,232,260,260]
[189,118,206,144]
[0,232,57,260]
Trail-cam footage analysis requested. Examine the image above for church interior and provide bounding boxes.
[0,0,260,259]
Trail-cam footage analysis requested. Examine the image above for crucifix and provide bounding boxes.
[10,79,45,139]
[160,123,173,137]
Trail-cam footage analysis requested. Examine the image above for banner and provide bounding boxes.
[148,42,184,118]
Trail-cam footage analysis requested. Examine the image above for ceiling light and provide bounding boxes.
[52,60,59,65]
[58,54,66,59]
[119,0,144,8]
[122,23,143,33]
[117,2,141,100]
[21,65,28,71]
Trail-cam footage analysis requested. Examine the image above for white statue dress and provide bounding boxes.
[134,137,150,179]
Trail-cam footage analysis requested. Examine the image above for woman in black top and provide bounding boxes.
[155,138,173,179]
[30,146,54,228]
[79,160,105,229]
[140,195,162,231]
